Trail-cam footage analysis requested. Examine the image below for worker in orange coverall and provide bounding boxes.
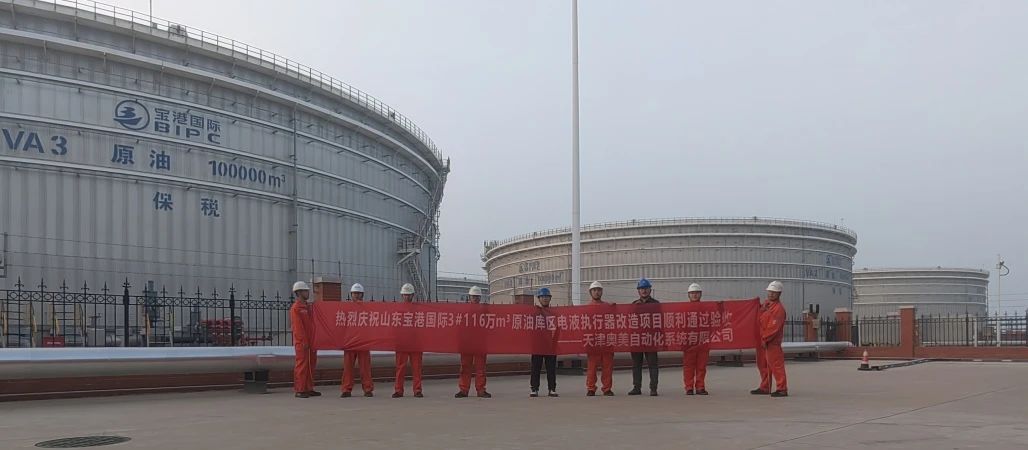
[683,283,710,395]
[290,281,319,398]
[393,283,424,398]
[455,286,491,398]
[585,281,614,396]
[751,280,788,397]
[341,283,374,398]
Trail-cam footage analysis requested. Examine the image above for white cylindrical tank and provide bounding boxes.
[853,268,989,317]
[484,217,858,314]
[0,1,448,299]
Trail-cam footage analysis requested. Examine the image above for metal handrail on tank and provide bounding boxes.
[485,217,858,252]
[9,0,445,167]
[855,268,990,275]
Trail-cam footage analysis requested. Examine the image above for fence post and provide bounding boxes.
[899,306,917,358]
[834,308,852,344]
[229,285,237,346]
[122,279,131,347]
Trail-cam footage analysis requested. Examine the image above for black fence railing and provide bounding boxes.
[0,278,471,348]
[783,313,1028,348]
[918,314,1028,347]
[5,282,1026,350]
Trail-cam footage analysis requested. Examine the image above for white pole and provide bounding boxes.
[570,0,582,306]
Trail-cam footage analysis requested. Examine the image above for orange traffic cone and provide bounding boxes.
[858,350,871,371]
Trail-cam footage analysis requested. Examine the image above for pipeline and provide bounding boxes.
[0,342,851,380]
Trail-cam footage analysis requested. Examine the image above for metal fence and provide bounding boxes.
[918,314,1028,347]
[5,283,1026,349]
[0,278,469,348]
[782,314,1028,348]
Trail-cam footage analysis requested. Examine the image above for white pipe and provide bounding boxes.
[0,342,852,380]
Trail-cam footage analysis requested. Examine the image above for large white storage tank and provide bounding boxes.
[0,0,448,298]
[853,268,989,317]
[484,217,858,314]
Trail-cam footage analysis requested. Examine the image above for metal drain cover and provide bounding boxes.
[35,436,131,448]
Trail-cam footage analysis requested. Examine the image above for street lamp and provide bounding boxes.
[995,255,1009,347]
[570,0,582,305]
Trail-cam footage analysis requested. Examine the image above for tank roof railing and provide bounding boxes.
[484,217,857,250]
[855,267,991,275]
[15,0,445,167]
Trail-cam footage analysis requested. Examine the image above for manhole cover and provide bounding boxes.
[35,436,131,448]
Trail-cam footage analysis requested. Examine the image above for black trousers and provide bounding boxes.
[631,352,659,390]
[530,354,557,391]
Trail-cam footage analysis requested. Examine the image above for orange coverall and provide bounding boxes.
[683,340,710,391]
[458,353,487,394]
[290,300,317,393]
[394,352,424,395]
[586,299,614,394]
[342,350,374,394]
[756,300,788,393]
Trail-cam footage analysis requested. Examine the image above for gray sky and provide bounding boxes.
[110,0,1027,312]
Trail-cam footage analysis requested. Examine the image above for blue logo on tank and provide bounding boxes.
[113,100,150,131]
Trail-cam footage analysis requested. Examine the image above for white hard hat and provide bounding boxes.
[468,286,482,296]
[400,283,415,295]
[350,283,365,293]
[589,281,603,290]
[292,281,310,292]
[766,281,783,292]
[688,283,702,293]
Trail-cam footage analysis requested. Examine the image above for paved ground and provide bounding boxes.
[2,360,1027,449]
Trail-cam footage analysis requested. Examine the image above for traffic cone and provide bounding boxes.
[858,350,871,371]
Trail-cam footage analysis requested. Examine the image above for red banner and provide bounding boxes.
[312,299,760,354]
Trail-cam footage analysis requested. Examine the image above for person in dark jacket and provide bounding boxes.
[529,287,559,397]
[629,278,660,396]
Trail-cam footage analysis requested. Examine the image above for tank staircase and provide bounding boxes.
[397,159,449,300]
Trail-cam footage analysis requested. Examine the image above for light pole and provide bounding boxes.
[995,255,1009,347]
[570,0,582,306]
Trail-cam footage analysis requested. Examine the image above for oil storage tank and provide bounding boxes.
[853,268,989,317]
[484,217,858,314]
[0,0,448,299]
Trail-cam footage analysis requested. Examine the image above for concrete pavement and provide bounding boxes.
[2,360,1027,449]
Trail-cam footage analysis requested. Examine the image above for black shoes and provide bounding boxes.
[750,388,769,395]
[586,390,596,397]
[477,391,492,398]
[548,391,559,397]
[340,391,352,398]
[295,392,309,398]
[454,391,469,398]
[364,391,374,398]
[628,388,642,396]
[771,391,788,398]
[307,391,322,397]
[603,391,615,397]
[686,390,695,396]
[696,390,709,396]
[392,392,403,398]
[650,390,658,397]
[414,392,424,398]
[530,390,539,398]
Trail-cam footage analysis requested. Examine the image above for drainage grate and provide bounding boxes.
[35,436,131,448]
